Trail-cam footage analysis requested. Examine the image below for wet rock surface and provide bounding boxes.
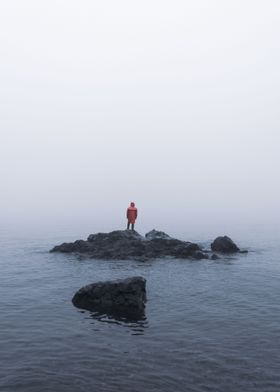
[211,236,240,253]
[72,276,146,319]
[145,230,172,240]
[50,229,209,260]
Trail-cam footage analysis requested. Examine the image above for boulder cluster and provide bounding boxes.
[51,229,208,260]
[51,229,245,261]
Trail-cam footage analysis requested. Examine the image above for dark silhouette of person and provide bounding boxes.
[126,202,138,230]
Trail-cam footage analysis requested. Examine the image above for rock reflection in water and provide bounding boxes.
[79,309,148,335]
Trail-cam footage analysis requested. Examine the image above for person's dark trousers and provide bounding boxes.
[127,223,135,231]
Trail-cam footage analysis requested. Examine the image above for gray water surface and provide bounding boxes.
[1,230,280,392]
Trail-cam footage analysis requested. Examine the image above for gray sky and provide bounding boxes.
[0,0,279,235]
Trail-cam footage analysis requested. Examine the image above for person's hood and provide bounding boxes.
[130,202,135,207]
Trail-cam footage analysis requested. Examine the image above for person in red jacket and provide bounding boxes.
[126,202,138,230]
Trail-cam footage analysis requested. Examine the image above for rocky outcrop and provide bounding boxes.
[145,230,171,240]
[72,276,146,318]
[50,229,208,260]
[211,236,240,253]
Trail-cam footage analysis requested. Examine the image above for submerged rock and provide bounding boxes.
[211,254,220,260]
[72,276,146,318]
[51,229,209,261]
[211,236,240,253]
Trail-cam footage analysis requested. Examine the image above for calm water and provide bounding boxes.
[1,228,280,392]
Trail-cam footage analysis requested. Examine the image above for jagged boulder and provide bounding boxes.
[72,276,146,318]
[192,250,209,260]
[211,236,240,253]
[145,229,172,240]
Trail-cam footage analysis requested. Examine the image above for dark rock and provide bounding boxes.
[87,230,142,242]
[50,229,204,261]
[145,229,171,240]
[51,242,76,253]
[211,236,240,253]
[175,243,196,257]
[211,254,220,260]
[72,276,146,318]
[192,251,209,260]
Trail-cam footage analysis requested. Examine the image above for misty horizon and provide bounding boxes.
[1,1,279,235]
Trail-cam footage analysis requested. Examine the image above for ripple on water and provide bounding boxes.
[1,234,280,391]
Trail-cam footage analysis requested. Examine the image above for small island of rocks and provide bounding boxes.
[50,229,246,261]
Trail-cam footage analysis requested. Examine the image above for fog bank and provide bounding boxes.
[1,1,279,234]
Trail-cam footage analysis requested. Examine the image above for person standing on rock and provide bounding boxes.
[126,202,138,230]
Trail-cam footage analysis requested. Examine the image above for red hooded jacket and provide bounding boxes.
[127,202,138,224]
